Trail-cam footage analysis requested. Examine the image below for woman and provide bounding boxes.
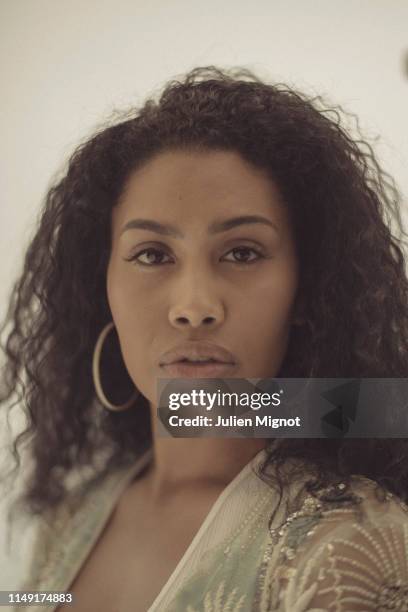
[1,65,408,611]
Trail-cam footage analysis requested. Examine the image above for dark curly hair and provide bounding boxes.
[1,65,408,528]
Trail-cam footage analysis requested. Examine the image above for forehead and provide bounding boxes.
[113,149,287,229]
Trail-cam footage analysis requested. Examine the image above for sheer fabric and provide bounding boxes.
[258,478,408,611]
[15,448,408,611]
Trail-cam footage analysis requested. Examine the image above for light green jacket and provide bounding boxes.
[17,447,408,611]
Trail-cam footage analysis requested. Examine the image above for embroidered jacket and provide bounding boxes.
[16,447,408,611]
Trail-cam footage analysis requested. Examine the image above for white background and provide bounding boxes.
[1,0,407,599]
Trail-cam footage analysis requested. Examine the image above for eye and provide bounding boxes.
[222,246,264,264]
[125,245,265,266]
[125,247,172,266]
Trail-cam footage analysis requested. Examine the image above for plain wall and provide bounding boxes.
[1,0,407,599]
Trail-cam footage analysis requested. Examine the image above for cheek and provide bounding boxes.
[107,258,143,319]
[243,271,297,375]
[106,273,152,391]
[106,261,164,380]
[247,261,298,322]
[106,262,150,356]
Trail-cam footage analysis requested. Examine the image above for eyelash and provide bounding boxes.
[125,246,265,267]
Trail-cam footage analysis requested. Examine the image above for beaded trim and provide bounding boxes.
[251,480,366,612]
[375,581,408,611]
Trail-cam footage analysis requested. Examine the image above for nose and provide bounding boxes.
[168,269,225,330]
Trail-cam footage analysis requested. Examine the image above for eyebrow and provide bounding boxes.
[119,215,279,238]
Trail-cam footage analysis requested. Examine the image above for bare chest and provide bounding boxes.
[57,527,190,612]
[55,486,222,612]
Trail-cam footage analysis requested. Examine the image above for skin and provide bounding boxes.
[106,149,300,505]
[58,149,302,612]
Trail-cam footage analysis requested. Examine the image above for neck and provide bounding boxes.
[140,403,267,503]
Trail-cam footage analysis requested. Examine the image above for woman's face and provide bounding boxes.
[107,149,299,404]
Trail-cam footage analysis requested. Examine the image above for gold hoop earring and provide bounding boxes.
[92,321,139,411]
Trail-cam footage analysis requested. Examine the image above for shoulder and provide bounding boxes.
[259,476,408,612]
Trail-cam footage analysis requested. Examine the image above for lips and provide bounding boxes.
[160,341,237,366]
[161,361,238,378]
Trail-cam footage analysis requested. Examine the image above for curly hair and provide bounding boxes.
[1,65,408,526]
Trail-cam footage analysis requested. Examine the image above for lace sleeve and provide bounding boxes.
[278,514,408,612]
